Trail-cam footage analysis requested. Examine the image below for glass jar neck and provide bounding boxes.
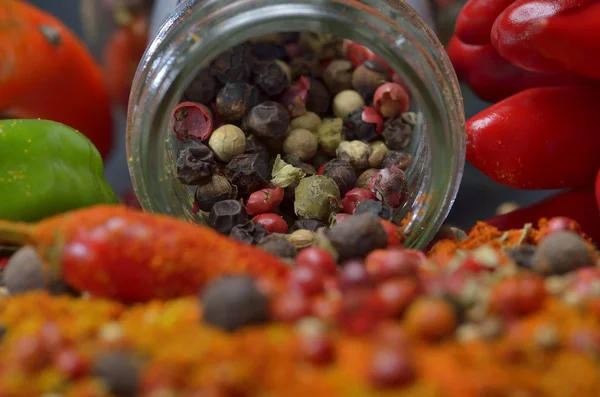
[128,0,465,249]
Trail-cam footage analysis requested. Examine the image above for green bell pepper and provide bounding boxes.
[0,119,118,222]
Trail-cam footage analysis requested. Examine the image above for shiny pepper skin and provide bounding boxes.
[0,206,290,303]
[596,170,600,216]
[447,36,587,102]
[492,0,600,80]
[246,187,284,216]
[455,0,517,45]
[467,86,600,189]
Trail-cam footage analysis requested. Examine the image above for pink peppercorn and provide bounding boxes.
[246,187,284,216]
[296,247,337,276]
[288,266,325,296]
[341,188,376,214]
[252,213,288,234]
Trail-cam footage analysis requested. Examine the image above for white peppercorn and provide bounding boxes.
[336,140,371,170]
[290,112,322,132]
[288,229,316,249]
[333,90,365,118]
[368,141,388,168]
[283,128,318,160]
[208,124,246,162]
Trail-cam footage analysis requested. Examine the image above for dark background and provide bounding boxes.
[28,0,555,228]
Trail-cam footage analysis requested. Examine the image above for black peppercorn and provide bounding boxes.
[229,221,269,245]
[290,53,322,80]
[216,82,262,123]
[381,150,413,170]
[382,117,413,150]
[210,44,254,84]
[183,69,220,104]
[194,175,238,212]
[327,213,388,260]
[323,59,353,95]
[243,101,290,140]
[175,144,216,185]
[289,219,328,233]
[506,245,537,270]
[225,153,270,196]
[258,234,297,259]
[207,199,248,234]
[533,231,594,275]
[343,107,379,143]
[351,59,390,100]
[245,135,270,163]
[5,246,79,296]
[252,61,290,96]
[201,276,270,332]
[322,158,357,195]
[283,154,316,175]
[280,32,300,44]
[354,199,393,220]
[250,41,288,61]
[92,351,140,397]
[305,78,331,116]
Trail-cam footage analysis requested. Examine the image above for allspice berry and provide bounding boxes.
[208,124,246,162]
[324,59,353,95]
[533,231,594,275]
[333,90,365,118]
[216,82,262,122]
[291,112,322,132]
[322,158,357,195]
[294,175,341,222]
[351,60,390,100]
[369,141,388,168]
[336,140,371,171]
[283,128,318,161]
[243,101,290,140]
[317,118,343,156]
[194,175,238,212]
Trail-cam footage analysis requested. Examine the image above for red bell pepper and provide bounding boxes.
[446,35,587,102]
[467,86,600,189]
[492,0,600,80]
[484,188,600,244]
[0,1,113,159]
[455,0,516,45]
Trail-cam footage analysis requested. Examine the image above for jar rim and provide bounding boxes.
[127,0,465,248]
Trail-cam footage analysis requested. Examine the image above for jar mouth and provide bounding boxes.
[128,0,465,249]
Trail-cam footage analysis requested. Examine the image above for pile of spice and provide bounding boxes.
[171,31,417,255]
[0,208,599,396]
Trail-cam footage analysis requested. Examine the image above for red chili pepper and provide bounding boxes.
[0,1,113,158]
[455,0,516,45]
[447,35,588,102]
[492,0,600,80]
[596,169,600,215]
[466,86,600,189]
[483,188,600,244]
[0,205,289,303]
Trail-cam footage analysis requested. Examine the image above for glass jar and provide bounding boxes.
[127,0,465,249]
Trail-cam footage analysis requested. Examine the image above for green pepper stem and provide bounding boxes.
[0,221,34,246]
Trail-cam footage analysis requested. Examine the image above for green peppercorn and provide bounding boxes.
[294,175,341,222]
[533,231,594,275]
[194,175,238,212]
[324,59,353,95]
[225,153,270,196]
[368,141,388,168]
[333,90,365,119]
[208,124,246,162]
[283,128,318,161]
[322,158,356,195]
[283,154,317,175]
[316,118,343,156]
[271,155,307,188]
[357,168,379,189]
[243,101,290,141]
[336,140,371,171]
[216,82,262,123]
[291,112,322,132]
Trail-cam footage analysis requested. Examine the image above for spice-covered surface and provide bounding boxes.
[0,206,599,396]
[170,32,420,245]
